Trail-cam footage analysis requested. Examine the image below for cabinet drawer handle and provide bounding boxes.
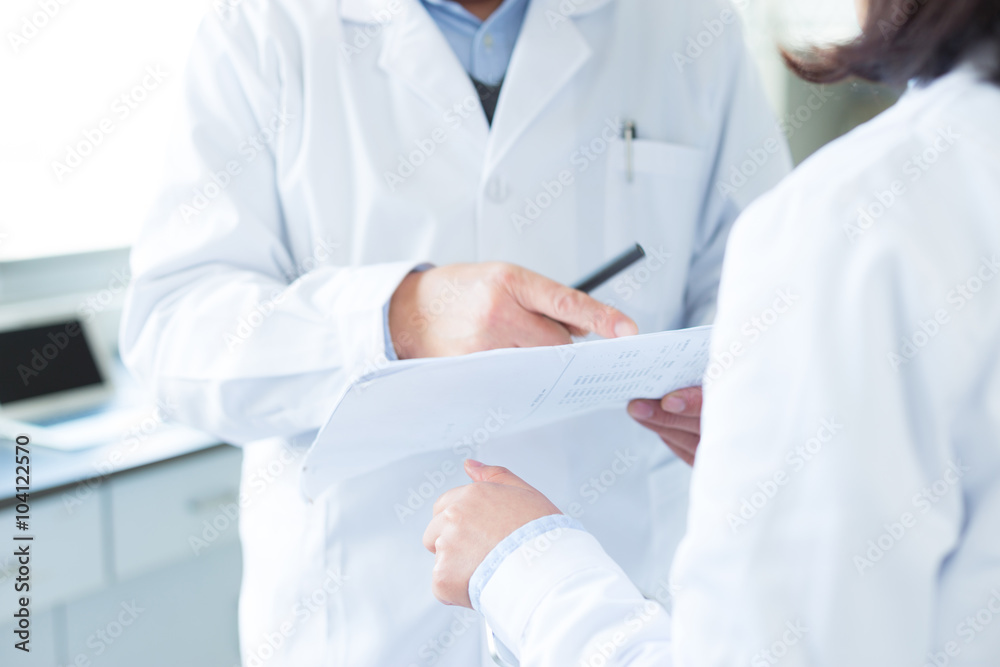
[186,491,238,515]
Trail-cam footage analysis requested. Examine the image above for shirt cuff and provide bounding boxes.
[469,514,585,612]
[382,301,399,362]
[381,263,434,362]
[479,523,630,659]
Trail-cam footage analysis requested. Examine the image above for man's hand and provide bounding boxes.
[389,262,638,359]
[423,460,561,608]
[628,386,703,465]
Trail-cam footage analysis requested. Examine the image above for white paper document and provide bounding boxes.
[301,326,712,499]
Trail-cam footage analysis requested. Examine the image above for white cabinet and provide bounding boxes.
[0,489,106,617]
[110,447,242,580]
[62,543,242,667]
[0,445,243,666]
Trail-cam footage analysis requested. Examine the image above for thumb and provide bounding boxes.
[507,268,638,340]
[660,386,703,417]
[465,460,536,490]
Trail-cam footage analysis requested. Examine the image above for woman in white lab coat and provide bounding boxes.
[120,0,789,664]
[425,1,1000,664]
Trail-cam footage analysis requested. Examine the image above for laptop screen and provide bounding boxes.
[0,319,105,406]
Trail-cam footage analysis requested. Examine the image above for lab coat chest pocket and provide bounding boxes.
[603,139,707,330]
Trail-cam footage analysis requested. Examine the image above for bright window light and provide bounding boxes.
[773,0,862,46]
[0,0,860,263]
[0,0,216,261]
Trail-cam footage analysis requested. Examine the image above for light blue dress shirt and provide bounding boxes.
[420,0,530,86]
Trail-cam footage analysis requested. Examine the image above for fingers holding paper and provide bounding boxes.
[423,460,561,608]
[388,262,638,360]
[628,386,704,465]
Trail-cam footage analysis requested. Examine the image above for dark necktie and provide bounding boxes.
[471,76,503,126]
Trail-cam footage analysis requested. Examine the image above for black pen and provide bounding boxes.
[572,243,646,294]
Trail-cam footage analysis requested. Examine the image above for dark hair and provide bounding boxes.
[784,0,1000,86]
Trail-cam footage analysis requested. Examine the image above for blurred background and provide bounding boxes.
[0,0,900,665]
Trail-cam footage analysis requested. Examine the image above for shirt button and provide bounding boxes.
[483,33,494,49]
[487,177,510,203]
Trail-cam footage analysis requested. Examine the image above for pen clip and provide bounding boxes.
[624,120,636,183]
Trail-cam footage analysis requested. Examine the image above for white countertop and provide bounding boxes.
[0,363,226,502]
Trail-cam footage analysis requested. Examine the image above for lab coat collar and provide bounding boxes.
[484,0,604,173]
[346,0,610,171]
[340,0,614,23]
[374,0,492,150]
[340,0,400,23]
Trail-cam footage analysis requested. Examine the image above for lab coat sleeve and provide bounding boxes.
[682,12,791,328]
[479,526,674,667]
[120,8,416,444]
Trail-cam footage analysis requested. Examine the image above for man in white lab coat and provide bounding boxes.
[120,0,789,664]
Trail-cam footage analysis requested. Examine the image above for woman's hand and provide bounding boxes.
[422,460,562,608]
[628,386,703,465]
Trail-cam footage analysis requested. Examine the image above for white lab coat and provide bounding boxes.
[119,0,788,664]
[477,65,1000,665]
